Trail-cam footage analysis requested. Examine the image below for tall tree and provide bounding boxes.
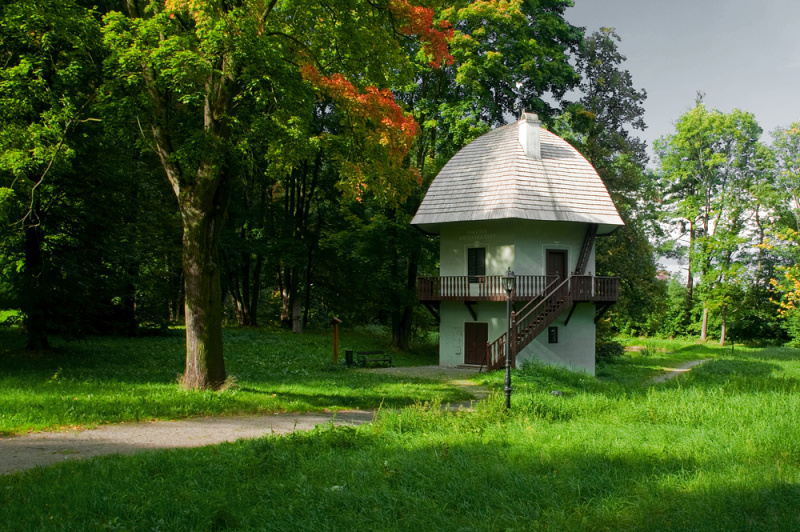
[0,0,103,348]
[764,123,800,343]
[103,0,452,388]
[552,27,659,336]
[656,101,764,342]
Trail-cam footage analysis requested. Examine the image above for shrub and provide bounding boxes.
[596,340,624,361]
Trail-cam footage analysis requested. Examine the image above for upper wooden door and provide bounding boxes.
[546,249,568,280]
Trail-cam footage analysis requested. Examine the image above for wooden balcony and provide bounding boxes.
[417,274,619,304]
[569,275,620,303]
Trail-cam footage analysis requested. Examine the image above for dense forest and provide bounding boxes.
[1,0,799,388]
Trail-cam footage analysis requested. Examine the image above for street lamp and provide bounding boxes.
[502,268,516,409]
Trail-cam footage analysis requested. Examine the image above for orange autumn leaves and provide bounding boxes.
[389,0,454,68]
[302,64,421,202]
[300,1,453,202]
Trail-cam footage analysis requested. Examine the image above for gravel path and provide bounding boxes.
[0,365,486,475]
[3,362,715,476]
[0,411,374,475]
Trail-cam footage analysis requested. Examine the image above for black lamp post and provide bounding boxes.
[502,268,516,409]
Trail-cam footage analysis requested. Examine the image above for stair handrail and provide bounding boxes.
[483,333,506,372]
[514,275,560,317]
[516,275,572,325]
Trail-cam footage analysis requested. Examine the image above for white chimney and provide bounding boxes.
[519,112,541,160]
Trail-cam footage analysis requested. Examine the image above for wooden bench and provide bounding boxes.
[356,350,393,368]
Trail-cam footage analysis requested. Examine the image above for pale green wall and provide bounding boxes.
[515,303,595,375]
[440,219,595,277]
[439,301,506,367]
[440,220,516,276]
[437,219,597,374]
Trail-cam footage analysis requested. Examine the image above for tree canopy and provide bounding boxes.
[3,0,800,382]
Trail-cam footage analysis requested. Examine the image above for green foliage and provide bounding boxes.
[555,29,662,337]
[783,309,800,348]
[595,340,624,361]
[656,100,767,341]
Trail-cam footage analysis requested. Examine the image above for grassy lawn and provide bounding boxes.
[2,335,799,530]
[0,327,467,435]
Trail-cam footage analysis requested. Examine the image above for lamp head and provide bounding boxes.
[502,268,516,293]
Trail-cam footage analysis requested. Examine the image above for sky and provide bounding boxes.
[564,0,800,163]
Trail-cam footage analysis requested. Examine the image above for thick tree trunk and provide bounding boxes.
[719,305,727,346]
[180,177,228,390]
[23,220,49,350]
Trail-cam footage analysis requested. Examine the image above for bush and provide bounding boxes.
[596,340,624,361]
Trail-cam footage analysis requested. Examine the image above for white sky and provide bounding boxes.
[565,0,800,161]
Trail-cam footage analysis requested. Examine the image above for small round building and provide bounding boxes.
[412,113,623,374]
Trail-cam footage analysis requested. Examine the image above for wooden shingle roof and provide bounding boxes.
[411,118,624,234]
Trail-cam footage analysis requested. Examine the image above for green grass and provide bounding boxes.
[2,336,800,530]
[0,309,20,324]
[0,327,467,434]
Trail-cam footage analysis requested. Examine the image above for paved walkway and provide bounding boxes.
[0,366,485,475]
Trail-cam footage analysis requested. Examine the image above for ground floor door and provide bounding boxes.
[464,322,488,365]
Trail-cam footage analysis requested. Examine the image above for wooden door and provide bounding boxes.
[464,322,488,365]
[546,249,568,280]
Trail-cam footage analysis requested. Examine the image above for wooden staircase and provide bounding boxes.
[483,276,572,371]
[574,223,598,275]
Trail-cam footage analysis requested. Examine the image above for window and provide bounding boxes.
[467,248,486,283]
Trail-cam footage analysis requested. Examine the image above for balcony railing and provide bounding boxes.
[417,275,556,302]
[417,274,620,303]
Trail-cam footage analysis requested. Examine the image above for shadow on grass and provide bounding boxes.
[3,425,797,531]
[697,358,781,378]
[669,358,800,394]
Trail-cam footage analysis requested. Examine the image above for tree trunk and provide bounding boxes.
[121,263,138,336]
[719,305,727,346]
[392,259,417,351]
[180,176,228,390]
[292,296,303,334]
[239,243,252,325]
[685,219,695,315]
[279,266,292,327]
[700,305,709,341]
[23,218,49,350]
[249,255,264,327]
[303,242,314,327]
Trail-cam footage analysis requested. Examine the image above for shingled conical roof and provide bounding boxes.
[411,115,624,234]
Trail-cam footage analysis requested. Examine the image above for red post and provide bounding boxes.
[332,317,342,363]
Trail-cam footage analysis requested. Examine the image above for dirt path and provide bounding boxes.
[0,365,485,476]
[0,411,374,475]
[360,365,490,407]
[650,359,711,384]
